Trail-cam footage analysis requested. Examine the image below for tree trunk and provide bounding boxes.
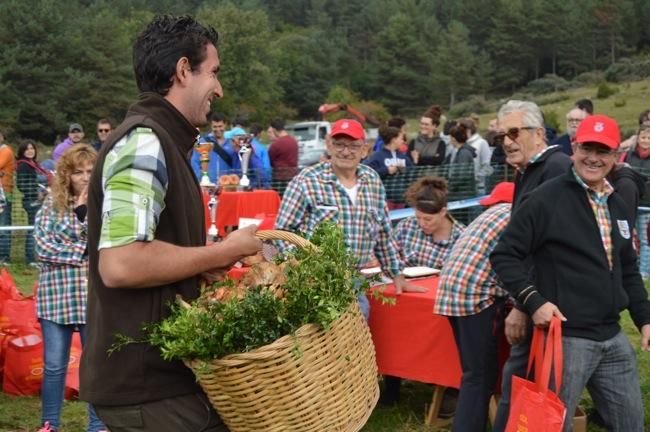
[449,89,456,107]
[552,52,557,75]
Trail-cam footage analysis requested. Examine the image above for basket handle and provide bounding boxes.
[254,229,315,250]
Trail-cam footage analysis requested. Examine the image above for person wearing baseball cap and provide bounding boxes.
[492,114,650,431]
[276,118,424,320]
[52,122,85,161]
[434,181,514,431]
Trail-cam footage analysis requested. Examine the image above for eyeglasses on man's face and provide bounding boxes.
[494,126,538,146]
[97,128,111,133]
[331,140,364,153]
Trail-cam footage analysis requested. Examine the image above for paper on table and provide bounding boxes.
[238,217,263,229]
[360,266,382,277]
[402,266,440,278]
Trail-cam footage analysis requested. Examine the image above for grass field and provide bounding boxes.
[1,264,648,432]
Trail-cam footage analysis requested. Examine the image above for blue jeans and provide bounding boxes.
[0,200,12,261]
[559,331,644,432]
[40,319,105,432]
[357,292,370,321]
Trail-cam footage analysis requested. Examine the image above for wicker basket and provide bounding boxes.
[185,230,379,432]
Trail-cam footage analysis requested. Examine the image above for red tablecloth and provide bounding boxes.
[367,276,462,389]
[203,189,281,236]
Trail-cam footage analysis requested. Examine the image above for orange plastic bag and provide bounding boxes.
[2,328,43,396]
[505,317,566,432]
[64,332,82,400]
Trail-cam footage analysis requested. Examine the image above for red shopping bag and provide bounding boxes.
[0,326,22,382]
[505,317,566,432]
[0,297,37,331]
[0,269,21,311]
[64,332,82,400]
[2,328,43,396]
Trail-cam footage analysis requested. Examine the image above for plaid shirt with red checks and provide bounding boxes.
[573,167,615,269]
[275,162,403,277]
[434,203,511,317]
[394,216,465,269]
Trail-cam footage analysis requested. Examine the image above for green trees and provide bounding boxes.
[0,0,137,142]
[1,0,649,142]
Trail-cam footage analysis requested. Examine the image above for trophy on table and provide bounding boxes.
[196,140,214,187]
[238,141,252,190]
[206,186,220,242]
[195,139,221,240]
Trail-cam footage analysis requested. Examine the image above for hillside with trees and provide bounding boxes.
[2,0,650,142]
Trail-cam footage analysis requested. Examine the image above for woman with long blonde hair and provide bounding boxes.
[34,144,106,432]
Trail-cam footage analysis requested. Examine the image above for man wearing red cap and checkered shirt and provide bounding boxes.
[275,119,424,319]
[491,115,650,432]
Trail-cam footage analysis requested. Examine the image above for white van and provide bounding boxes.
[285,121,378,167]
[285,121,330,166]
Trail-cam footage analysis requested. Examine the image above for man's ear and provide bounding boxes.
[174,57,192,85]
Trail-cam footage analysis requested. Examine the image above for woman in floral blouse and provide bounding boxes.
[34,144,106,432]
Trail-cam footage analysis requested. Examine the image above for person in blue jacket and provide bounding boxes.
[364,124,413,179]
[227,127,271,188]
[190,113,236,183]
[372,117,407,154]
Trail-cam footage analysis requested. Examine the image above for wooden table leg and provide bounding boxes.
[489,394,499,426]
[425,385,453,427]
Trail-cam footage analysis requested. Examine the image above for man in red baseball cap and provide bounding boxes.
[276,118,424,321]
[492,114,650,431]
[572,114,620,191]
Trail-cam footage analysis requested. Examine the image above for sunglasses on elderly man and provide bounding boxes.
[493,126,538,146]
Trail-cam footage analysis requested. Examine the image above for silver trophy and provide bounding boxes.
[205,186,220,241]
[238,143,252,189]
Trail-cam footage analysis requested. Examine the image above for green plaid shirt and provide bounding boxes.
[572,167,614,269]
[34,196,88,324]
[275,162,404,277]
[99,127,168,249]
[395,216,465,268]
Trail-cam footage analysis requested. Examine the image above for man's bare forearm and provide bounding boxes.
[98,239,247,288]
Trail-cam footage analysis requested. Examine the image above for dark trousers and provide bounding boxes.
[448,299,506,432]
[94,392,229,432]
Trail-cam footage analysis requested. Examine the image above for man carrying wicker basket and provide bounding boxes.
[79,15,262,432]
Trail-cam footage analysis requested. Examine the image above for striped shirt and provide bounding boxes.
[573,167,614,269]
[275,162,403,277]
[99,127,168,249]
[434,203,511,317]
[395,216,465,269]
[34,196,88,324]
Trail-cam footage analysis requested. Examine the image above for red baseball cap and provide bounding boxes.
[331,119,365,141]
[574,114,620,150]
[479,182,515,206]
